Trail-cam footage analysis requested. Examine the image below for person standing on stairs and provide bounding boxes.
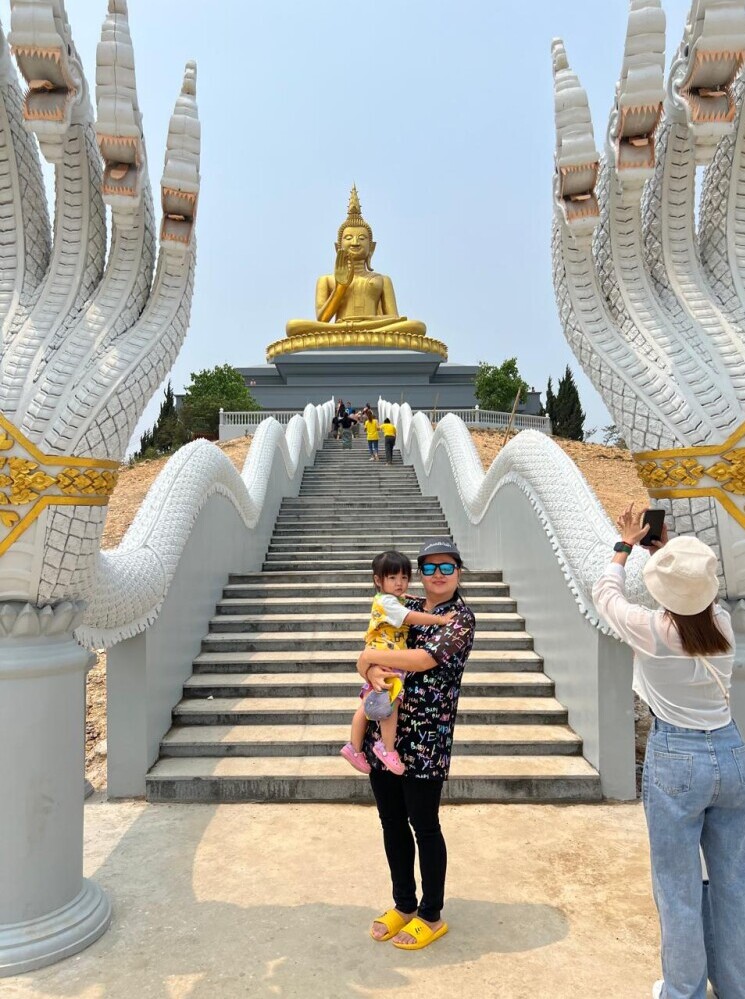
[381,417,397,464]
[593,506,743,999]
[340,550,455,776]
[332,398,347,439]
[364,408,381,460]
[339,409,358,450]
[357,538,475,952]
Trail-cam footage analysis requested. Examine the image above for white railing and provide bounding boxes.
[422,408,552,433]
[222,407,552,440]
[219,409,304,440]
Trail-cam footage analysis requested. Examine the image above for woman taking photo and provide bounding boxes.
[593,506,744,999]
[357,538,475,951]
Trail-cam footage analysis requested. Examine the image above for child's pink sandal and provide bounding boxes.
[340,743,371,774]
[373,740,405,775]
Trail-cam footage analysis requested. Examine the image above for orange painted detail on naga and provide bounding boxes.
[633,421,745,530]
[0,415,119,556]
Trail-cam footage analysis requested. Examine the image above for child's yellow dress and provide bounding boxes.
[359,593,409,703]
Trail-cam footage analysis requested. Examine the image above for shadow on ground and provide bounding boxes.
[6,800,570,999]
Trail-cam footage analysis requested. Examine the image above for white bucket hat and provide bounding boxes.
[642,535,719,616]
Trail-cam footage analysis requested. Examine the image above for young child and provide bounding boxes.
[340,550,453,775]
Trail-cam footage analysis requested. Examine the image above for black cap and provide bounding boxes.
[417,537,462,565]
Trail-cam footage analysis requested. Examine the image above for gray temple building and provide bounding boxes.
[236,347,543,415]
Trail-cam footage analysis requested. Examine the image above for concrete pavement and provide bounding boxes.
[4,798,681,998]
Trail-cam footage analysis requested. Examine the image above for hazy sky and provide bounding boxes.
[0,0,697,450]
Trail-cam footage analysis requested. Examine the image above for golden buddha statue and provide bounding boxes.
[266,187,447,361]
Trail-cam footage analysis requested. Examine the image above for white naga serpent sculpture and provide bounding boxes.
[553,0,745,618]
[0,0,200,975]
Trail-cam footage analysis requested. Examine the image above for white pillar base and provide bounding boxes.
[0,607,112,978]
[0,879,111,978]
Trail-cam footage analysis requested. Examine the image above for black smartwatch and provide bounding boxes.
[613,541,633,554]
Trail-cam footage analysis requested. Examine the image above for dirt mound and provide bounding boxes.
[469,429,648,524]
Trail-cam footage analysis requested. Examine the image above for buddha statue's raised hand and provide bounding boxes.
[317,249,354,322]
[334,248,354,288]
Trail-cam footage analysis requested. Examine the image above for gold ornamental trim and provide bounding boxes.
[633,420,745,530]
[0,414,119,557]
[266,330,448,362]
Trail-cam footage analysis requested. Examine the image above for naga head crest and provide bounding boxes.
[667,0,745,160]
[95,0,146,225]
[606,0,665,183]
[9,0,91,163]
[552,38,600,236]
[160,59,200,252]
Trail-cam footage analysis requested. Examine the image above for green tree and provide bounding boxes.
[132,381,190,462]
[181,363,259,438]
[474,358,529,413]
[553,365,585,440]
[545,376,557,429]
[602,423,627,449]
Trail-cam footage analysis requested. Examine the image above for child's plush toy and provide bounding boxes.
[364,676,403,721]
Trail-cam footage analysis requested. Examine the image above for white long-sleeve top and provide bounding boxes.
[592,563,734,730]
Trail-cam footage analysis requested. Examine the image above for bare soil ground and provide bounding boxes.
[86,431,651,790]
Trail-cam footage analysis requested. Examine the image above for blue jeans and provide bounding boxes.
[642,717,745,999]
[367,439,379,456]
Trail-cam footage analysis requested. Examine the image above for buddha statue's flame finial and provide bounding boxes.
[338,183,373,245]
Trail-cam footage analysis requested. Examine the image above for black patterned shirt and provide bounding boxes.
[364,595,476,780]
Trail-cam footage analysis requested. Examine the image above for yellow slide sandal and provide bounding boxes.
[391,917,449,950]
[370,909,409,942]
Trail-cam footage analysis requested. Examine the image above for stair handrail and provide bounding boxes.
[378,397,650,634]
[77,400,334,648]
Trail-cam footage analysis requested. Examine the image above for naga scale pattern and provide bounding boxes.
[552,0,745,604]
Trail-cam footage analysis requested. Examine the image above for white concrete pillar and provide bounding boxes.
[0,629,111,977]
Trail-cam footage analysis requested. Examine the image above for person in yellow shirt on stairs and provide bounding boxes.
[381,418,397,465]
[364,408,380,461]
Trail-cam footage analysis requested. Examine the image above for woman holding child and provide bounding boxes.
[355,538,475,951]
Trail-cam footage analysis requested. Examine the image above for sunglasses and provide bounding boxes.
[420,561,458,576]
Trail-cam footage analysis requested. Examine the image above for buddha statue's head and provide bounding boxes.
[336,185,376,267]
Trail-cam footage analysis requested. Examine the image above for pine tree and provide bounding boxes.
[132,380,189,461]
[545,377,557,429]
[553,365,585,440]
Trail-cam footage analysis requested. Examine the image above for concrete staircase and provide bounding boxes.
[147,438,601,803]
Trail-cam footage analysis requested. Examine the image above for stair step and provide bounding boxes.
[192,648,544,673]
[222,581,509,598]
[281,499,444,508]
[182,671,553,699]
[208,612,525,633]
[159,723,583,757]
[229,569,503,583]
[146,755,601,803]
[263,559,435,571]
[172,695,564,725]
[267,538,446,551]
[274,518,451,541]
[200,630,534,652]
[215,596,517,614]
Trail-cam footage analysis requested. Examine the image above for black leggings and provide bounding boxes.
[369,769,447,922]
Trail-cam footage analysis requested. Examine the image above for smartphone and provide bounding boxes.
[640,509,665,547]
